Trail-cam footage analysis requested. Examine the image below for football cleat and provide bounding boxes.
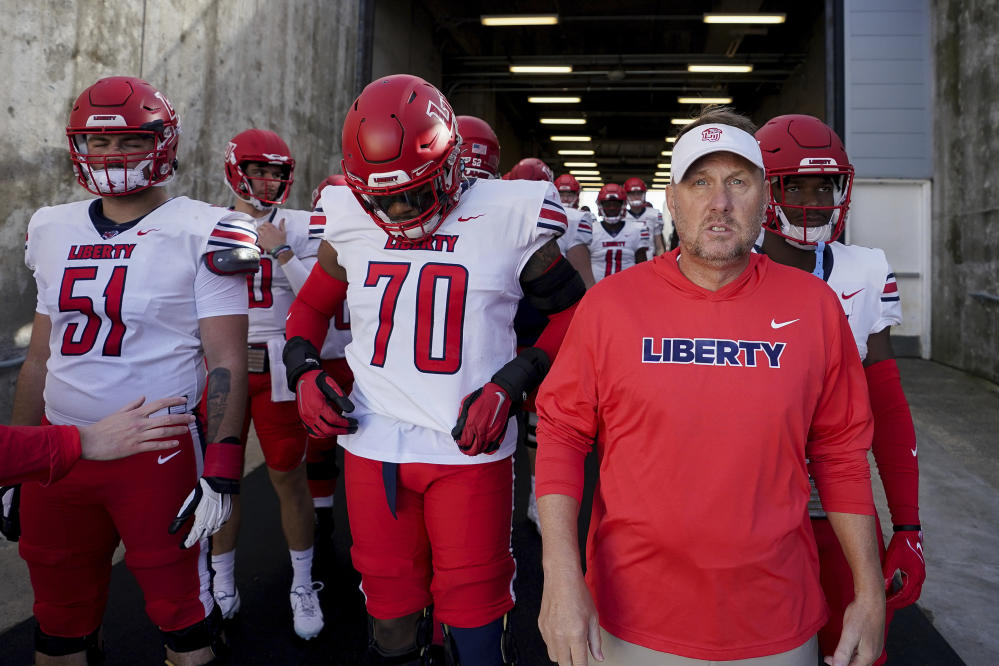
[291,581,325,640]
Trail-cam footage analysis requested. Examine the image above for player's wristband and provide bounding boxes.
[893,524,922,532]
[203,436,243,493]
[490,347,551,405]
[269,244,292,258]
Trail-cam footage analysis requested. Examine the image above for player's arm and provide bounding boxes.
[635,247,648,263]
[452,239,585,455]
[653,234,666,257]
[283,240,356,438]
[864,327,924,609]
[10,312,51,427]
[566,244,595,289]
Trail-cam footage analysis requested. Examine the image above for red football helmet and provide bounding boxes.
[311,174,348,209]
[456,115,501,179]
[224,129,295,210]
[597,183,627,223]
[66,76,180,196]
[623,177,648,211]
[554,173,581,208]
[341,74,462,242]
[506,157,553,182]
[756,114,854,247]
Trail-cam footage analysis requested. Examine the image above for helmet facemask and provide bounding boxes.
[626,191,646,212]
[232,162,293,211]
[766,168,853,249]
[68,124,176,196]
[558,188,579,208]
[598,197,626,223]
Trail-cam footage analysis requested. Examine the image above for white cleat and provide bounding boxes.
[527,477,541,535]
[214,588,241,620]
[291,581,325,640]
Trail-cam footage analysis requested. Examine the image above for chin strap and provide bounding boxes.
[812,241,826,279]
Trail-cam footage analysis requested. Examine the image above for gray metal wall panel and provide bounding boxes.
[843,0,932,178]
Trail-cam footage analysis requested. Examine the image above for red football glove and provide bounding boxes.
[883,529,925,610]
[296,369,357,438]
[452,382,513,456]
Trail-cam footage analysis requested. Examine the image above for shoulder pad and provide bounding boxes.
[205,247,260,275]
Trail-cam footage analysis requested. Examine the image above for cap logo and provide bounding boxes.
[701,127,723,142]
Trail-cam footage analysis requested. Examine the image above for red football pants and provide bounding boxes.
[812,516,891,666]
[305,358,354,498]
[242,371,308,472]
[345,451,516,628]
[19,423,212,637]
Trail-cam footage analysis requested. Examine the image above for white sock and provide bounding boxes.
[212,551,236,595]
[313,495,334,509]
[290,547,314,590]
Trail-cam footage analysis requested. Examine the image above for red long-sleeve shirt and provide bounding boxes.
[0,424,80,485]
[536,250,874,660]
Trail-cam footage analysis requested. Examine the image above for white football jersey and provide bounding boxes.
[557,207,594,255]
[627,204,664,239]
[247,207,319,343]
[320,179,566,465]
[309,198,353,360]
[587,219,650,282]
[26,197,256,426]
[825,242,902,361]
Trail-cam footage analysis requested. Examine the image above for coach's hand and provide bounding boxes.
[168,437,243,548]
[883,530,925,610]
[452,382,513,456]
[0,485,20,542]
[296,369,357,438]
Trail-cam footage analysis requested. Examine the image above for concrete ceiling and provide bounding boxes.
[426,0,825,186]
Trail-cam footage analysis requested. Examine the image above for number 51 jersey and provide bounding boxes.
[25,197,256,427]
[321,179,566,465]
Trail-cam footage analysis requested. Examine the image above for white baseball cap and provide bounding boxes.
[670,123,765,183]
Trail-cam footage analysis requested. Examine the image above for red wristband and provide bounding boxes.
[203,441,243,481]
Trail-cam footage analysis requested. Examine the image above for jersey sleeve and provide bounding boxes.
[308,207,327,243]
[288,211,320,259]
[575,211,594,246]
[205,210,258,255]
[195,261,249,319]
[516,182,569,277]
[873,249,903,334]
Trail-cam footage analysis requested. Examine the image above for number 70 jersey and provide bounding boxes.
[320,179,566,465]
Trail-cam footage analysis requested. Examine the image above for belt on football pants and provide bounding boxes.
[382,461,399,519]
[247,343,269,374]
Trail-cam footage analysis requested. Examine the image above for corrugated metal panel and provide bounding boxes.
[843,0,932,178]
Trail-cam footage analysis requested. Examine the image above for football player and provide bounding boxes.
[587,183,650,282]
[9,76,257,665]
[208,129,327,638]
[456,115,501,181]
[283,74,584,665]
[623,177,669,256]
[755,114,923,666]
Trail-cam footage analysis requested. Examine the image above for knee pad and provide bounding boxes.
[35,624,103,662]
[442,613,516,666]
[161,605,226,656]
[366,608,434,665]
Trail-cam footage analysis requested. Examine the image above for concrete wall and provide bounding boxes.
[931,0,999,383]
[0,0,359,421]
[371,0,441,85]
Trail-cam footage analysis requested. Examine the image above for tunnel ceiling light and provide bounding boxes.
[657,163,669,169]
[671,118,697,125]
[661,150,673,156]
[482,14,559,26]
[666,137,677,143]
[563,161,597,167]
[550,135,591,142]
[687,64,753,73]
[558,149,595,155]
[655,171,671,178]
[574,175,602,181]
[540,118,587,125]
[569,170,601,175]
[703,13,785,24]
[510,65,572,74]
[678,96,733,105]
[528,96,581,104]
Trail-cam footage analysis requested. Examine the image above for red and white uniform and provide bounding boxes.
[536,251,874,661]
[20,196,254,637]
[627,204,665,246]
[826,243,901,361]
[557,207,594,255]
[321,179,566,465]
[587,219,650,282]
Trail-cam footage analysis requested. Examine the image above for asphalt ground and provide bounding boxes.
[0,440,965,665]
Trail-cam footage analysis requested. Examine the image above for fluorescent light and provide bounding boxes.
[569,170,600,175]
[671,118,696,125]
[657,163,669,169]
[678,96,733,105]
[563,161,597,167]
[540,118,587,125]
[510,65,572,74]
[661,150,673,156]
[550,135,591,142]
[687,64,753,73]
[528,96,581,104]
[655,171,671,177]
[703,13,785,24]
[482,14,559,26]
[574,175,602,181]
[666,137,676,143]
[558,149,595,155]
